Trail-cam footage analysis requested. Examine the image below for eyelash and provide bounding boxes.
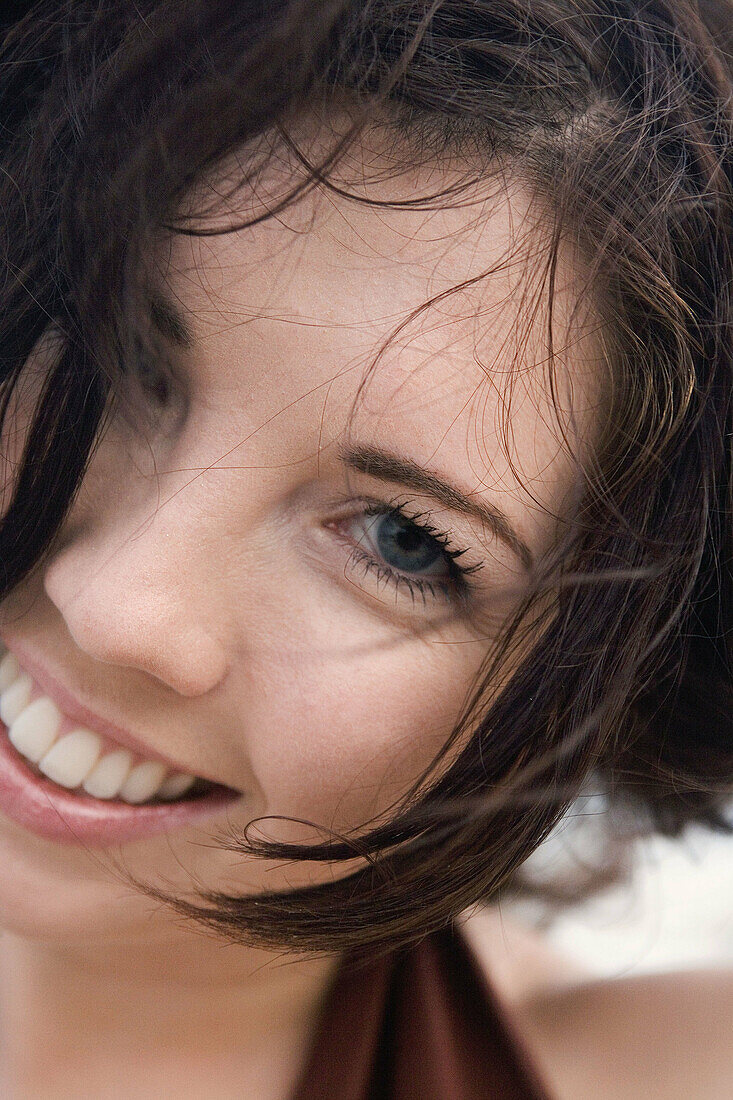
[340,496,484,608]
[120,366,485,608]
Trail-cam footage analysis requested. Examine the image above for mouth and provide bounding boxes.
[0,642,241,845]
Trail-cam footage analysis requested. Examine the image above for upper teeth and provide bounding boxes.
[0,649,197,803]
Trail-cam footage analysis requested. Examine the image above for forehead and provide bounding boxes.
[159,133,602,554]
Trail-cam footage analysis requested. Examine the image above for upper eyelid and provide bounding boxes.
[342,525,465,609]
[345,501,486,600]
[339,443,533,571]
[360,497,485,574]
[360,504,455,566]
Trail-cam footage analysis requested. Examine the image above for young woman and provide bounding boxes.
[0,1,730,1096]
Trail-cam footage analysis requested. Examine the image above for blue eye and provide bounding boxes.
[340,499,482,607]
[366,511,445,575]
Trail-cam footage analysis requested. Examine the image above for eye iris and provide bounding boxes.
[374,513,442,573]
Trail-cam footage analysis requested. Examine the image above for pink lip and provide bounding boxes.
[0,634,242,845]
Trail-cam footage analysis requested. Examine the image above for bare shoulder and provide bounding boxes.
[459,905,733,1100]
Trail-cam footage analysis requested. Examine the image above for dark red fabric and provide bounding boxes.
[290,924,552,1100]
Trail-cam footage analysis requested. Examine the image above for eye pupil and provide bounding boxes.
[375,513,442,572]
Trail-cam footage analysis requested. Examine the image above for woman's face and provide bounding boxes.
[0,138,600,946]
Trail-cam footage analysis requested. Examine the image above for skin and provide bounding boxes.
[0,130,604,1097]
[463,909,733,1100]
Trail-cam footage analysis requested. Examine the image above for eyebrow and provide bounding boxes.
[149,293,195,349]
[339,443,533,569]
[145,299,533,569]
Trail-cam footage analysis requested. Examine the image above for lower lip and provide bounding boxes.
[0,719,241,845]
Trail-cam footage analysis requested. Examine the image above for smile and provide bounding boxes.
[0,642,240,845]
[0,649,200,803]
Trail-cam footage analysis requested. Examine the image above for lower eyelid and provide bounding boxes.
[320,497,487,609]
[346,544,455,607]
[326,522,467,613]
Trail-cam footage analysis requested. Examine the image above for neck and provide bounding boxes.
[0,925,340,1099]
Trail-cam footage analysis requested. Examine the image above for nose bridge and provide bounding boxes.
[42,473,229,697]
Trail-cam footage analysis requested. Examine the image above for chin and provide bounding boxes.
[0,816,168,944]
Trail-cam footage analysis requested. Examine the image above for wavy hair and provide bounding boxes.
[0,0,732,953]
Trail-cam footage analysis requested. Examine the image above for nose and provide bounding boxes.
[42,502,229,699]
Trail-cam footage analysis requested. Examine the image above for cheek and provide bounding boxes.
[241,634,488,836]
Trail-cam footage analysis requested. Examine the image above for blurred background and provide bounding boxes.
[505,798,733,978]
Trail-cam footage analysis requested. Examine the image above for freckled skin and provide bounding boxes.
[0,134,602,1097]
[0,145,601,926]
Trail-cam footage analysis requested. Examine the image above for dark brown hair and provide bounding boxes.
[0,0,732,954]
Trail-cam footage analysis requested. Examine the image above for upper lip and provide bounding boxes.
[0,634,225,786]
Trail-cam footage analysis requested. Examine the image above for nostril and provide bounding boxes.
[83,630,227,699]
[43,591,229,700]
